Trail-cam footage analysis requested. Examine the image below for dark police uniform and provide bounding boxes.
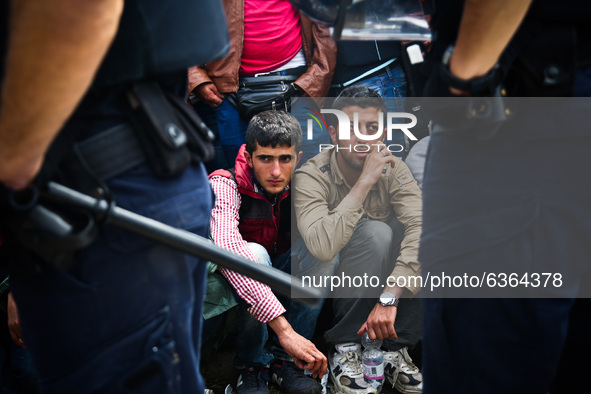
[419,1,591,393]
[1,1,229,393]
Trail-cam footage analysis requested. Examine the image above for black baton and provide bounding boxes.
[41,182,322,304]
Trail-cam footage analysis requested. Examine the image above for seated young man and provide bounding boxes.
[207,110,326,394]
[294,86,424,394]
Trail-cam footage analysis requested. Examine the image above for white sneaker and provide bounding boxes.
[383,347,422,394]
[329,343,379,394]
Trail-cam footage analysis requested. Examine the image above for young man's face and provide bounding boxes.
[244,143,302,197]
[328,105,386,171]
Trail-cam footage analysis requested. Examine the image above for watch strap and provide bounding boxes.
[440,45,503,95]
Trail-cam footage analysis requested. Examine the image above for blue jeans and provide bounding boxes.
[233,240,326,368]
[11,163,213,393]
[210,98,250,167]
[193,102,231,173]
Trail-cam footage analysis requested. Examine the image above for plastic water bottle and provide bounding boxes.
[361,332,384,389]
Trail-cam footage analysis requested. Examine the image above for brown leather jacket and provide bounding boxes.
[188,0,337,97]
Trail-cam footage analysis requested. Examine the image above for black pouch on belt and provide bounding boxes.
[225,75,299,120]
[127,81,215,177]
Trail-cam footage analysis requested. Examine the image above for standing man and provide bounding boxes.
[0,0,229,392]
[188,0,337,166]
[420,0,591,393]
[294,86,423,394]
[208,110,326,394]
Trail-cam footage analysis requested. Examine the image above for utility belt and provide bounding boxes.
[1,81,217,273]
[225,66,306,119]
[67,81,215,187]
[72,122,148,182]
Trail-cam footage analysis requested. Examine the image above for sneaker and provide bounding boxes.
[383,347,422,394]
[269,359,322,394]
[329,343,379,394]
[236,366,270,394]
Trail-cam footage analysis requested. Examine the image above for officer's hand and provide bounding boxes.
[7,292,26,348]
[195,82,223,107]
[357,303,398,341]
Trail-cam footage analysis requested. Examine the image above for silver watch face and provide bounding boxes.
[379,292,398,306]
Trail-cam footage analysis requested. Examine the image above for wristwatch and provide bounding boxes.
[378,292,399,307]
[440,44,503,95]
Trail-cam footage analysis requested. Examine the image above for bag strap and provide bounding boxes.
[238,75,299,87]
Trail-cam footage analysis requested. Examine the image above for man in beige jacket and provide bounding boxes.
[294,86,423,394]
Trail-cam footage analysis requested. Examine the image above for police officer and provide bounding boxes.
[0,1,228,392]
[419,0,591,393]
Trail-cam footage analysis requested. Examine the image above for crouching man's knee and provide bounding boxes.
[246,242,271,267]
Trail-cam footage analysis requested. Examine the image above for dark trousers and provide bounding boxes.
[11,163,213,393]
[323,219,423,351]
[420,96,591,393]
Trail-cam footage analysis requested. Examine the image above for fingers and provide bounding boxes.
[390,326,399,341]
[9,326,26,348]
[208,84,224,106]
[367,324,379,341]
[208,99,222,107]
[7,314,26,348]
[356,322,368,336]
[294,358,311,370]
[302,345,327,378]
[369,322,395,341]
[212,86,224,100]
[317,356,328,379]
[363,303,399,341]
[7,293,26,348]
[377,146,397,168]
[196,83,223,107]
[309,351,327,379]
[294,352,326,378]
[282,334,327,378]
[205,90,223,107]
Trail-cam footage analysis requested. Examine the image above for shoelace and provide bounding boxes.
[397,348,419,374]
[383,349,420,389]
[336,351,363,377]
[383,352,401,387]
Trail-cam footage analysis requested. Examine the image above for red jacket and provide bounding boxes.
[210,145,291,259]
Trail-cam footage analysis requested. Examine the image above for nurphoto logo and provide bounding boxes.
[304,107,419,153]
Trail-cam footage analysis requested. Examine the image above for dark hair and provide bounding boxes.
[328,85,387,128]
[245,110,302,155]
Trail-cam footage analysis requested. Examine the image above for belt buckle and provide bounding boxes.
[254,71,271,77]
